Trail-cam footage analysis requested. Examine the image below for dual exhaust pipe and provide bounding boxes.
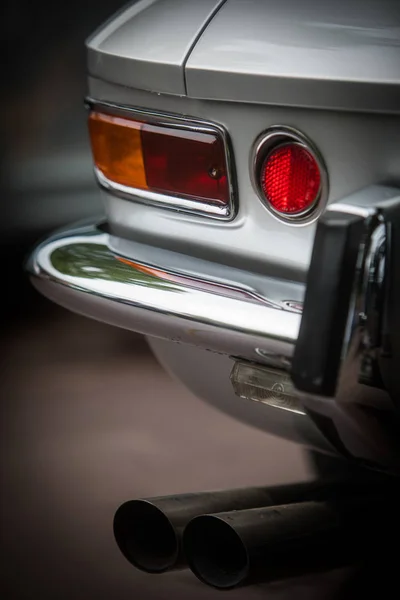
[113,479,396,589]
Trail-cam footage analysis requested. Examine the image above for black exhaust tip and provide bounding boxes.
[113,500,178,573]
[183,501,364,589]
[112,484,307,574]
[113,481,377,576]
[184,515,249,589]
[184,495,400,589]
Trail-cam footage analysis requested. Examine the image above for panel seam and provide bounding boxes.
[182,0,228,95]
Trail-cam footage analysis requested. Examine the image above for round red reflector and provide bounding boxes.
[261,144,321,215]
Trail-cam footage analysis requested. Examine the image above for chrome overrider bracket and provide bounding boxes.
[231,185,400,471]
[291,185,400,403]
[286,185,400,470]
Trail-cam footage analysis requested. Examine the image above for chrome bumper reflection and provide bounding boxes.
[27,221,301,364]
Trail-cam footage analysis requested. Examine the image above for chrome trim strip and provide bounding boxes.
[326,185,400,219]
[106,251,284,309]
[326,202,377,219]
[250,126,329,226]
[27,221,300,362]
[95,168,231,218]
[86,98,237,221]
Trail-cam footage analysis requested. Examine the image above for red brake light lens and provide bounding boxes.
[141,124,229,205]
[261,143,321,215]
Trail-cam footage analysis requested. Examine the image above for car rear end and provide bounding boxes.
[28,0,400,472]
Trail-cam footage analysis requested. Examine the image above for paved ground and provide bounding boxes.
[0,304,384,599]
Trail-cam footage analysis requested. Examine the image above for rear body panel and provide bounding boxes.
[88,79,400,278]
[86,0,400,278]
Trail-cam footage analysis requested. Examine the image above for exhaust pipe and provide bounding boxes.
[113,480,349,573]
[183,495,396,589]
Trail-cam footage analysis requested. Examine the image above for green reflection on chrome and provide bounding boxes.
[51,243,182,291]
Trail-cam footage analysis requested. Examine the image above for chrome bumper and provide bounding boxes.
[27,188,400,472]
[27,221,302,365]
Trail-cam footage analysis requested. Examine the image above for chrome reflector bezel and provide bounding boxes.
[251,126,329,226]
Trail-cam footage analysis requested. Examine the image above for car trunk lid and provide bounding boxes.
[185,0,400,114]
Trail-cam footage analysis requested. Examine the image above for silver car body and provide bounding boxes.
[29,0,400,472]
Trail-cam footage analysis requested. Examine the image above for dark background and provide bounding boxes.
[1,2,393,599]
[2,1,125,325]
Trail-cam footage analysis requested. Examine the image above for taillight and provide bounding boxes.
[88,108,234,219]
[253,128,327,224]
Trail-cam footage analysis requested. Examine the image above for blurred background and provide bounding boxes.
[1,1,364,599]
[2,0,124,323]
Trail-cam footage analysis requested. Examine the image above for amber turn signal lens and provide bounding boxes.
[88,110,231,208]
[88,112,147,190]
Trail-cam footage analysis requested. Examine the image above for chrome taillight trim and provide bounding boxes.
[95,168,231,218]
[86,98,237,221]
[251,126,329,226]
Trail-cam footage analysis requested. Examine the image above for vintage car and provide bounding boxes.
[27,0,400,589]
